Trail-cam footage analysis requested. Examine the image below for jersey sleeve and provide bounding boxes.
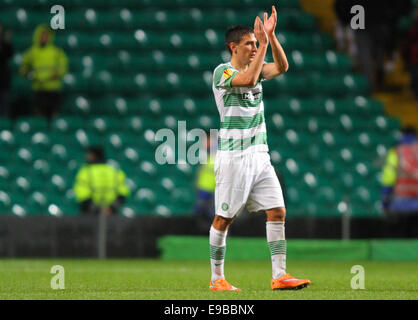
[213,65,238,89]
[258,61,268,83]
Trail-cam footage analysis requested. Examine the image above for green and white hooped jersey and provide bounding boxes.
[212,62,268,156]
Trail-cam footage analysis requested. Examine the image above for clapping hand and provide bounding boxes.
[263,5,277,37]
[254,16,269,46]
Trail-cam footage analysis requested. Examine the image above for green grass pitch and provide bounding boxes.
[0,259,417,300]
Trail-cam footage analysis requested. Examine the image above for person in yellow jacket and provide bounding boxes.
[194,135,216,222]
[19,24,68,119]
[74,147,131,215]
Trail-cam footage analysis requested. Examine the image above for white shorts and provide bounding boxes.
[214,151,285,219]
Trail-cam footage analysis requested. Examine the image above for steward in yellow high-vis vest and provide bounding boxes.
[194,153,216,221]
[74,147,130,215]
[19,24,68,118]
[381,126,418,213]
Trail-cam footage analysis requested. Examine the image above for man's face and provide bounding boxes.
[232,33,258,64]
[86,151,96,163]
[40,30,49,46]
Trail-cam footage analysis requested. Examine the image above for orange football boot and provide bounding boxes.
[209,278,241,291]
[271,273,311,290]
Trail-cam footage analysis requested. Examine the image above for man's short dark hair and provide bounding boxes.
[87,146,105,162]
[225,25,254,54]
[401,126,417,136]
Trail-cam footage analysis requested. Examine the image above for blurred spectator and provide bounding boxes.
[337,0,411,91]
[19,24,68,119]
[73,146,131,216]
[402,7,418,100]
[381,126,418,214]
[334,0,357,62]
[0,23,13,117]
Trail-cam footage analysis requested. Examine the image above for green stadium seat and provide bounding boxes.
[49,142,84,163]
[1,8,50,31]
[190,115,218,131]
[30,131,51,150]
[10,203,29,217]
[70,129,102,149]
[334,114,353,132]
[174,163,197,181]
[323,51,351,72]
[335,172,356,191]
[27,190,49,214]
[170,187,195,206]
[11,175,44,194]
[264,73,309,97]
[104,133,126,153]
[372,115,401,132]
[65,157,85,176]
[32,159,51,178]
[54,32,99,51]
[0,164,10,182]
[142,129,160,149]
[137,160,158,181]
[15,117,48,134]
[51,117,85,133]
[117,147,141,166]
[335,146,356,165]
[87,116,124,135]
[132,187,157,211]
[66,9,125,30]
[98,96,130,116]
[62,73,92,93]
[122,116,145,134]
[266,112,295,134]
[0,118,12,130]
[49,173,72,193]
[183,97,214,116]
[14,146,47,165]
[157,114,179,131]
[13,132,32,147]
[282,129,311,149]
[0,190,11,214]
[152,203,173,217]
[0,129,15,151]
[119,202,139,218]
[352,96,385,114]
[46,197,80,217]
[318,130,339,150]
[315,185,338,204]
[289,51,348,72]
[61,95,92,115]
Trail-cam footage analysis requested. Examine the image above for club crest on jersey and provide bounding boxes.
[223,69,233,79]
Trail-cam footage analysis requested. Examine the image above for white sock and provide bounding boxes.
[266,221,286,280]
[209,226,227,282]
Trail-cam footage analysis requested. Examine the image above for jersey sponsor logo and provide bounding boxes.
[242,91,261,100]
[223,69,233,79]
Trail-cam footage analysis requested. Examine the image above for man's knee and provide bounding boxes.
[266,207,286,221]
[212,215,234,231]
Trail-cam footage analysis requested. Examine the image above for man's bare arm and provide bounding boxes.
[262,33,288,80]
[262,5,289,80]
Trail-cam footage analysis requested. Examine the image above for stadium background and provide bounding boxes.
[0,0,417,260]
